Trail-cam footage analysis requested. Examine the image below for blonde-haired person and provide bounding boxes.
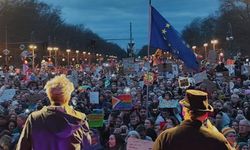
[16,75,91,150]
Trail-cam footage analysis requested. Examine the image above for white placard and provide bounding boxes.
[90,92,99,104]
[193,71,208,84]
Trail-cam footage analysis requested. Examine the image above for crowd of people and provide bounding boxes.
[0,55,249,150]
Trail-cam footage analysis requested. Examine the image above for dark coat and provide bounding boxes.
[16,106,91,150]
[153,120,232,150]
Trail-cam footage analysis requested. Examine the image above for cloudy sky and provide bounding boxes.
[40,0,219,51]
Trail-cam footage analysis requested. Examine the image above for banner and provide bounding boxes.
[159,99,178,108]
[112,94,132,110]
[89,92,99,104]
[193,71,208,84]
[87,109,104,128]
[127,137,154,150]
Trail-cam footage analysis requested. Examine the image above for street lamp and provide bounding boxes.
[211,40,218,50]
[203,43,208,59]
[47,47,52,57]
[29,44,37,69]
[53,47,59,66]
[66,49,71,66]
[76,50,79,64]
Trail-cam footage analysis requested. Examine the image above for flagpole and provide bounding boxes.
[146,0,152,117]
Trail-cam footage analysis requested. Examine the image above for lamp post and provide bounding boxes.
[88,52,91,64]
[203,43,208,60]
[66,49,71,66]
[211,40,218,50]
[53,47,59,66]
[29,44,37,69]
[76,50,79,64]
[47,47,52,57]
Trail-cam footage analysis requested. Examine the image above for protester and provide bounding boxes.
[108,134,125,150]
[16,75,91,150]
[153,90,232,150]
[0,53,249,149]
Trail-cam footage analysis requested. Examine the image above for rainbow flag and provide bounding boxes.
[112,94,132,110]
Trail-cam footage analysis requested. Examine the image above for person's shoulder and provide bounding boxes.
[65,106,86,121]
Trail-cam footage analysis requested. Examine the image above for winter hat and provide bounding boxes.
[221,127,236,137]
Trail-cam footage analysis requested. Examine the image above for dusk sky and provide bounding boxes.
[41,0,219,51]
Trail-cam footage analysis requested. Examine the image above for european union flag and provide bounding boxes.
[150,6,199,70]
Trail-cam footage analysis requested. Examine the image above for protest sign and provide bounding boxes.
[126,137,154,150]
[158,63,172,72]
[0,89,16,102]
[112,94,132,110]
[139,81,144,88]
[207,50,217,64]
[0,71,3,77]
[143,72,154,85]
[90,92,99,104]
[123,57,135,73]
[178,77,190,88]
[193,71,208,84]
[172,64,179,77]
[87,109,104,128]
[225,65,235,76]
[159,99,178,108]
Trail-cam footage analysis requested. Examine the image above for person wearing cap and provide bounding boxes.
[221,127,237,148]
[153,89,233,150]
[16,75,91,150]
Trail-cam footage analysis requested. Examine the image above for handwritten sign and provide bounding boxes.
[90,92,99,104]
[127,137,154,150]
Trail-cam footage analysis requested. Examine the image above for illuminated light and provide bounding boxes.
[124,87,131,93]
[203,43,208,47]
[66,49,71,53]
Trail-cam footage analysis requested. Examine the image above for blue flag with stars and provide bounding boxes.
[150,6,199,70]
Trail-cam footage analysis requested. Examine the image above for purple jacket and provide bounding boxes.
[16,106,91,150]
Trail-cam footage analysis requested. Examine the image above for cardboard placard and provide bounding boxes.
[127,137,154,150]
